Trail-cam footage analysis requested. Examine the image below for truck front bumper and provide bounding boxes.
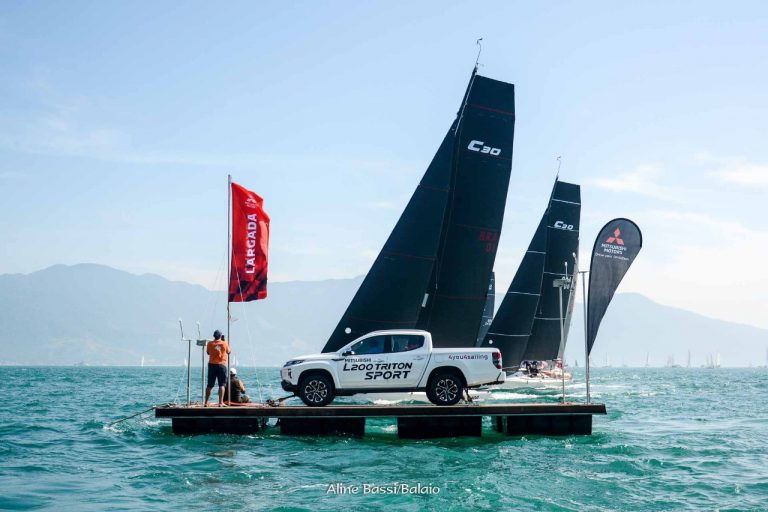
[280,366,298,393]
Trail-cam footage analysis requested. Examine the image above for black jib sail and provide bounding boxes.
[521,180,581,361]
[481,216,546,365]
[586,218,642,354]
[475,272,495,346]
[416,74,516,348]
[321,125,455,352]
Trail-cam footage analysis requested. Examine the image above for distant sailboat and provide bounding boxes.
[645,352,649,368]
[140,356,145,367]
[687,350,691,368]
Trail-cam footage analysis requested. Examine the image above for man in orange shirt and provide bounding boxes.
[204,329,230,407]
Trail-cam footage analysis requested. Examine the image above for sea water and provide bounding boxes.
[0,367,766,511]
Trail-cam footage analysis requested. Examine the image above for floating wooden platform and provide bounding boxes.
[155,403,607,438]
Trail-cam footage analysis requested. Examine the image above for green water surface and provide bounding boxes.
[0,367,766,511]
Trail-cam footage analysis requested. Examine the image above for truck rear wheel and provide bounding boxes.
[298,373,335,406]
[426,371,463,406]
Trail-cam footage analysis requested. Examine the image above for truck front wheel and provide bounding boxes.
[298,373,335,406]
[426,371,463,406]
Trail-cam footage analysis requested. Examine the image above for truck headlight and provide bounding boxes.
[283,359,304,367]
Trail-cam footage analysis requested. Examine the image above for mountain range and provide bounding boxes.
[1,264,765,367]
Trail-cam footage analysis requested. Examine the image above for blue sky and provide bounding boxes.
[1,1,767,328]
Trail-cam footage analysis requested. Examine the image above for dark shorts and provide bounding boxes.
[207,364,227,388]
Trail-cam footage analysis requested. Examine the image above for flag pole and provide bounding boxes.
[226,174,232,405]
[580,270,590,404]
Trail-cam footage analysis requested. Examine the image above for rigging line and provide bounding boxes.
[474,37,483,68]
[107,406,157,427]
[234,263,265,403]
[173,359,188,405]
[425,71,479,329]
[208,250,227,332]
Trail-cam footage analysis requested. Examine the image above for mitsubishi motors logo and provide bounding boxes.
[600,226,629,259]
[606,228,624,246]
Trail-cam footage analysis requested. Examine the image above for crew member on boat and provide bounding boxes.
[224,367,250,404]
[204,330,230,407]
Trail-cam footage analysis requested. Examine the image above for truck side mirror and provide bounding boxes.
[341,350,353,357]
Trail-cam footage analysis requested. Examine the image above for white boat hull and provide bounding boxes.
[486,373,573,390]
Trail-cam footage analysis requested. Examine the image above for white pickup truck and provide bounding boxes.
[280,330,505,406]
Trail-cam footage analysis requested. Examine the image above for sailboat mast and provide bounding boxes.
[226,174,232,403]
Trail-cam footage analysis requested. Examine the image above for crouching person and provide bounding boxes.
[224,367,250,404]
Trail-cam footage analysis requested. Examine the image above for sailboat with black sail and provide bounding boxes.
[322,68,515,354]
[482,178,581,388]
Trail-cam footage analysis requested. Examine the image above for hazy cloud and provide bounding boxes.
[590,164,677,200]
[698,153,768,188]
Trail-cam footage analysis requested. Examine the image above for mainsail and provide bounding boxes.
[481,216,546,365]
[475,272,495,347]
[323,69,515,352]
[521,179,581,361]
[416,74,516,348]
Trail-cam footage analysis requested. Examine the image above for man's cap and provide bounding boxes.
[230,368,237,375]
[213,330,222,338]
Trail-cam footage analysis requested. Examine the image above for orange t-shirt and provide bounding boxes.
[207,340,230,365]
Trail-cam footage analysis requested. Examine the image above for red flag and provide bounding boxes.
[229,182,270,302]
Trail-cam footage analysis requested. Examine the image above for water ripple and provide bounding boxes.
[1,367,767,510]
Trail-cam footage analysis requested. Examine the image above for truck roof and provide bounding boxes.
[358,329,431,337]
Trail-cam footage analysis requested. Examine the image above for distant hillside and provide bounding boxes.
[1,264,766,366]
[564,293,768,368]
[0,264,360,366]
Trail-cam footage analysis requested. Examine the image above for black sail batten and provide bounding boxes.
[321,124,455,352]
[475,272,495,347]
[522,180,581,361]
[416,75,516,348]
[481,216,547,365]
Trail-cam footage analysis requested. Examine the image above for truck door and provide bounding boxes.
[384,334,429,388]
[336,335,387,389]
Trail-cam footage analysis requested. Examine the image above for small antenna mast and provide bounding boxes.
[556,155,562,179]
[475,38,483,69]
